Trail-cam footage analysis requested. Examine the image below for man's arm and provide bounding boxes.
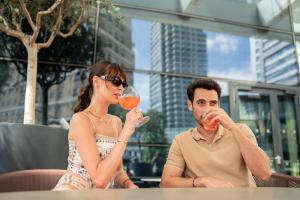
[160,165,194,188]
[230,124,271,181]
[204,108,271,181]
[161,165,234,188]
[161,137,196,188]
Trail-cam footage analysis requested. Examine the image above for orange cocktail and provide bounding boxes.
[118,96,140,110]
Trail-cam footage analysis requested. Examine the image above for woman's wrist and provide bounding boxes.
[119,131,130,141]
[117,138,128,144]
[121,126,134,138]
[122,178,131,188]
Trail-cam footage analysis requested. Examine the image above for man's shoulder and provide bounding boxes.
[235,123,248,128]
[231,123,255,137]
[234,123,252,132]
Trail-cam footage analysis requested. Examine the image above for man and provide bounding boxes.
[160,78,271,188]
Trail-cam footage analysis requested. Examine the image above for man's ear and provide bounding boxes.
[187,100,193,111]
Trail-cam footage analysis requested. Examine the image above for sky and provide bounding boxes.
[131,19,255,112]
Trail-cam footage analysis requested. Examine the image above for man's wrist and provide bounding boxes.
[192,177,197,187]
[194,176,207,187]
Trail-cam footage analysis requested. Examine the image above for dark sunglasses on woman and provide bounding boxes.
[99,75,128,88]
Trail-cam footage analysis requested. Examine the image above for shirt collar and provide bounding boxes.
[191,126,225,143]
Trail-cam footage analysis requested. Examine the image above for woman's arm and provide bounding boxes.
[114,118,138,189]
[70,109,140,188]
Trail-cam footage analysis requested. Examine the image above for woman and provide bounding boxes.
[53,60,141,190]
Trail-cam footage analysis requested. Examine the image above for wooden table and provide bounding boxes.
[0,188,299,200]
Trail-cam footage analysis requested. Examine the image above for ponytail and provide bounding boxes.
[74,85,92,113]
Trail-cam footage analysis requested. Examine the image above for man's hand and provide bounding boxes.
[203,108,237,131]
[195,176,234,188]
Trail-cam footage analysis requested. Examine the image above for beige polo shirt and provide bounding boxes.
[165,123,257,187]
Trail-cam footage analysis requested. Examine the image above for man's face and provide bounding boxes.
[187,88,220,127]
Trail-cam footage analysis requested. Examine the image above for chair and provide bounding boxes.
[255,173,300,187]
[0,123,68,174]
[0,169,66,192]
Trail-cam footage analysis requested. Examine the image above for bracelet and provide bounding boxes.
[122,178,131,187]
[192,177,197,187]
[117,139,128,144]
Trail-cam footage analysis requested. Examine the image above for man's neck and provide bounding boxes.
[196,125,217,143]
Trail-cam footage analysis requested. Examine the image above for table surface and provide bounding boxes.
[0,187,299,200]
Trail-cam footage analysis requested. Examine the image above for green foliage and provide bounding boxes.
[0,0,121,36]
[0,20,95,124]
[108,108,168,163]
[138,109,168,163]
[1,0,80,32]
[108,104,127,121]
[0,0,121,123]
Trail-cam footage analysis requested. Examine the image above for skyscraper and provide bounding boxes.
[150,23,207,142]
[251,38,299,85]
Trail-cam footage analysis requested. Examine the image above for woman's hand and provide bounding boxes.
[121,107,143,138]
[124,179,139,189]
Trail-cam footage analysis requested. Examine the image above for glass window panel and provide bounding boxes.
[115,0,292,35]
[0,21,94,66]
[1,2,300,180]
[293,0,300,33]
[0,61,24,123]
[278,95,300,176]
[237,91,275,170]
[296,40,300,71]
[96,14,134,68]
[129,18,297,86]
[124,146,169,182]
[40,19,95,66]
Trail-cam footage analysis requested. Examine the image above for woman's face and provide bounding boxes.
[95,75,127,104]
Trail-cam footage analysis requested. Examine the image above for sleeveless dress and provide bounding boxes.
[53,113,120,190]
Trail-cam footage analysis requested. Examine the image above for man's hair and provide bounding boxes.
[187,78,222,101]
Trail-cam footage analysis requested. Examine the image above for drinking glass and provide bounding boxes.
[118,86,150,127]
[201,109,220,131]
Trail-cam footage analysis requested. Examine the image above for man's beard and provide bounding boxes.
[194,114,204,128]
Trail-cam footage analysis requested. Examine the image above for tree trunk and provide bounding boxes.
[23,45,38,124]
[42,87,49,125]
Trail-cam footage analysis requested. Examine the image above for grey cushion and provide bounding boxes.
[0,123,68,174]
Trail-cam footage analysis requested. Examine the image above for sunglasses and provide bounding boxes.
[99,75,128,88]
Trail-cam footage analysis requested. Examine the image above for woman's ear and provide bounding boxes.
[92,76,101,88]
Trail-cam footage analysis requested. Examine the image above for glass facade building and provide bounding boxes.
[150,23,207,142]
[0,0,300,178]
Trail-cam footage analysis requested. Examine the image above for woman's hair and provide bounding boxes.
[74,60,127,113]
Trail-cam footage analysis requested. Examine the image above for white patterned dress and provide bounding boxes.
[53,113,120,190]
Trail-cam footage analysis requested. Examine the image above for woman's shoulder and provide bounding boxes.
[68,112,93,139]
[70,111,90,124]
[107,114,122,123]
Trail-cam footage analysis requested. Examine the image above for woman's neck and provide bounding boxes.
[88,96,109,117]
